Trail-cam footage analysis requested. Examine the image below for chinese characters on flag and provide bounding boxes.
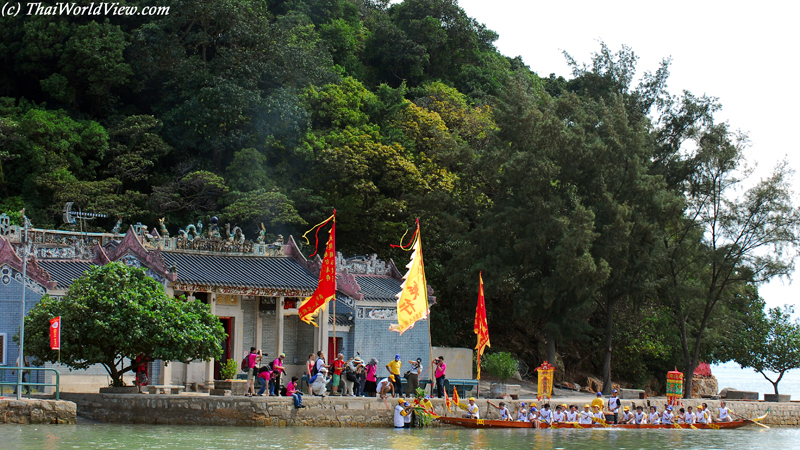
[474,272,490,380]
[298,214,336,327]
[390,221,428,334]
[49,316,61,350]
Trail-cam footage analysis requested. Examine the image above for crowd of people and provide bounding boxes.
[241,348,445,407]
[489,391,735,426]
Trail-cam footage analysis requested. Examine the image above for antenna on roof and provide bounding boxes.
[62,202,108,232]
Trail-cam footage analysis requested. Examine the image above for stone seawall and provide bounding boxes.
[60,393,800,427]
[0,398,77,424]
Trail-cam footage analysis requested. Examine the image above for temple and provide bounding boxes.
[0,214,432,392]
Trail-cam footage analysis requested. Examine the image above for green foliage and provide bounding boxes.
[221,358,240,380]
[482,352,518,384]
[23,263,225,386]
[732,305,800,395]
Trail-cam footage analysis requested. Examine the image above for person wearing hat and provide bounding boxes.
[406,357,423,396]
[463,397,480,419]
[590,391,605,414]
[527,405,540,426]
[394,398,412,428]
[516,402,529,422]
[661,405,675,424]
[343,356,362,397]
[620,406,634,424]
[311,367,331,396]
[270,353,287,396]
[608,389,620,423]
[591,405,605,423]
[579,404,593,424]
[386,355,403,398]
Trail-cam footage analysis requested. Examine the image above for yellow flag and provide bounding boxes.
[390,222,428,334]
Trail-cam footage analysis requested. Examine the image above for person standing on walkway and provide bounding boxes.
[433,356,447,398]
[305,353,316,395]
[332,353,352,396]
[406,358,422,396]
[270,353,286,395]
[364,357,378,397]
[342,356,359,396]
[354,357,366,396]
[386,355,403,397]
[245,347,259,397]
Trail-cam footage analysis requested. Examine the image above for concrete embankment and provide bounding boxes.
[60,393,800,427]
[0,398,77,424]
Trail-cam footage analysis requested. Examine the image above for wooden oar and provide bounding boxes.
[591,417,610,428]
[732,411,770,429]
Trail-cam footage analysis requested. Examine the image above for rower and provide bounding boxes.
[648,405,660,424]
[552,405,565,423]
[684,406,696,424]
[620,406,634,424]
[634,406,646,424]
[592,405,605,423]
[565,405,579,422]
[579,404,593,424]
[539,404,552,424]
[516,402,529,422]
[702,402,712,423]
[661,405,675,424]
[695,405,707,424]
[494,401,512,421]
[718,401,732,422]
[463,397,479,419]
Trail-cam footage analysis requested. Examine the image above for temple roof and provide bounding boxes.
[162,251,319,291]
[350,275,402,302]
[37,260,94,289]
[328,313,355,327]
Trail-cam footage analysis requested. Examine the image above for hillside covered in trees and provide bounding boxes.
[1,0,798,395]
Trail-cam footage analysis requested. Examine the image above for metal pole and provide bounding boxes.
[16,217,29,400]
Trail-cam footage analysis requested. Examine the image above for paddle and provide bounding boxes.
[591,416,610,428]
[731,411,770,429]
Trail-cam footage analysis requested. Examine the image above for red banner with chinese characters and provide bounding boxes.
[298,214,336,327]
[49,316,61,350]
[474,272,490,380]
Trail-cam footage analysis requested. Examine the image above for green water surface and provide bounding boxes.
[1,423,797,450]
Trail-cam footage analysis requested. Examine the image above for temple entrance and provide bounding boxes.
[214,317,234,380]
[328,337,342,359]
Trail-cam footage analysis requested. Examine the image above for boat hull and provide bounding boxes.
[436,416,755,430]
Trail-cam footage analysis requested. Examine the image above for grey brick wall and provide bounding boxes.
[351,315,431,380]
[242,299,256,351]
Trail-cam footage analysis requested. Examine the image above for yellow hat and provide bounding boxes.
[624,406,630,411]
[584,404,590,408]
[398,398,405,404]
[469,397,475,401]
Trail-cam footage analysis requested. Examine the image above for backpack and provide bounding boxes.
[241,355,249,372]
[344,365,357,382]
[309,374,318,384]
[311,358,320,376]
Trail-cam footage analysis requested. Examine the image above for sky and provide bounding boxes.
[446,0,800,311]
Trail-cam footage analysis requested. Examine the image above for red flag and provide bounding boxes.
[49,316,61,350]
[474,272,490,380]
[298,212,336,326]
[444,388,452,413]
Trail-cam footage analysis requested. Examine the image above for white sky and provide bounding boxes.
[449,0,800,310]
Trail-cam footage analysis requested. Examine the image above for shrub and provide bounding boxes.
[482,352,519,384]
[221,359,239,380]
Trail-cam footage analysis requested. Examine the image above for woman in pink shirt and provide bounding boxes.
[364,357,378,397]
[286,376,305,408]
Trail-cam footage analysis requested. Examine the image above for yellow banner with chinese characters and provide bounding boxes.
[390,221,428,334]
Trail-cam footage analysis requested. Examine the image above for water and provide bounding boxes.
[712,363,800,398]
[1,423,798,450]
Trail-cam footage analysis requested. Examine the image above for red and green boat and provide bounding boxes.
[436,413,768,430]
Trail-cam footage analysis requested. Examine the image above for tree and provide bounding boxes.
[23,262,225,386]
[661,132,800,397]
[733,305,800,395]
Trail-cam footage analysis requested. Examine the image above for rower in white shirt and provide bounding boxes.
[634,406,646,424]
[579,405,593,424]
[661,405,675,424]
[565,405,579,422]
[552,405,566,423]
[620,406,634,424]
[684,406,696,424]
[718,401,732,422]
[648,406,661,424]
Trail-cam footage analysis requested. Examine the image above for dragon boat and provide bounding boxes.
[436,412,768,430]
